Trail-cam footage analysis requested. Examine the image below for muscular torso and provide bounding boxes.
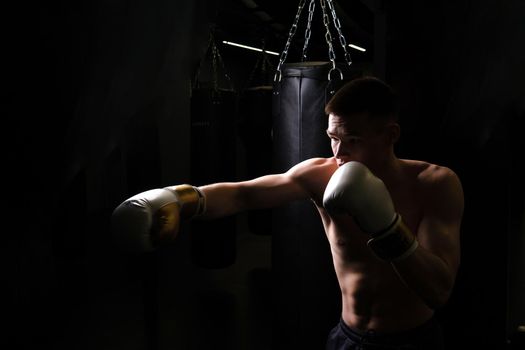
[302,157,434,333]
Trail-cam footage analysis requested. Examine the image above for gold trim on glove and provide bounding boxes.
[165,184,207,219]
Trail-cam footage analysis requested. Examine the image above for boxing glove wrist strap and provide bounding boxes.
[165,185,207,219]
[367,214,418,262]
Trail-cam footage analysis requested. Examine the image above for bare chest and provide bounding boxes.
[314,182,422,264]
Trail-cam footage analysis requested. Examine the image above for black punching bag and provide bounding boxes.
[238,86,273,235]
[190,87,237,268]
[271,61,361,349]
[237,47,275,236]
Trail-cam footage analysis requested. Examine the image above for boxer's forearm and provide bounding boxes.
[197,173,308,220]
[391,247,456,310]
[197,182,245,219]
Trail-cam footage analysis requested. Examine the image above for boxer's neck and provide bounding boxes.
[369,151,402,183]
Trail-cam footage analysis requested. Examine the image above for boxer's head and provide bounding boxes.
[325,76,400,168]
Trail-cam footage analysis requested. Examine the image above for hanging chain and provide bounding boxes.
[275,0,351,81]
[214,42,234,91]
[211,40,219,92]
[274,0,307,82]
[261,47,268,81]
[301,0,316,61]
[262,47,275,85]
[192,30,234,93]
[246,40,274,88]
[246,50,262,89]
[264,55,275,85]
[326,0,352,67]
[193,33,213,89]
[320,0,340,79]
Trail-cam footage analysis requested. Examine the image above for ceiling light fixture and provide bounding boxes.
[222,41,279,56]
[348,44,366,52]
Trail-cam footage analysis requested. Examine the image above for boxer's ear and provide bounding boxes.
[386,122,400,144]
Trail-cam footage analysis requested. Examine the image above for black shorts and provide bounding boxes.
[325,316,445,350]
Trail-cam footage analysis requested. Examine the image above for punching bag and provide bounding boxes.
[190,32,237,269]
[271,62,360,170]
[268,0,367,346]
[238,86,273,235]
[190,87,237,269]
[272,63,362,350]
[238,48,275,236]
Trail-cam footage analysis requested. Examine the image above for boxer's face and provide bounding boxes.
[326,113,397,168]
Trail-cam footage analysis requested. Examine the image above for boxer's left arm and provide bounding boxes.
[391,167,464,309]
[195,158,320,219]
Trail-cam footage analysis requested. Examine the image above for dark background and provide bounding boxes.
[8,0,524,349]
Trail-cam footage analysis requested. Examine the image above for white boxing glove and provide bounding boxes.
[323,162,418,261]
[323,161,396,233]
[111,185,205,254]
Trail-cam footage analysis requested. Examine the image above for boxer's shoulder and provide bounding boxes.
[400,159,456,180]
[290,157,338,175]
[401,159,462,198]
[287,158,338,198]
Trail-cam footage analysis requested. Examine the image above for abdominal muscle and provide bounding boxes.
[319,210,434,333]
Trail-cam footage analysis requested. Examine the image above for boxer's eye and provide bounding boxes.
[346,137,362,144]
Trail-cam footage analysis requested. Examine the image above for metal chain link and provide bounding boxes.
[275,0,351,81]
[246,48,262,88]
[327,0,352,66]
[211,30,232,91]
[320,0,340,79]
[263,50,275,85]
[214,42,235,91]
[192,34,213,89]
[192,30,234,94]
[301,0,316,62]
[261,49,269,78]
[274,0,307,82]
[212,41,219,92]
[246,40,275,88]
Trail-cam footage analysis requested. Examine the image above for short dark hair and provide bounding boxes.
[325,76,399,122]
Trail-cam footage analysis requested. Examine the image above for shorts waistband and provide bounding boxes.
[338,316,439,345]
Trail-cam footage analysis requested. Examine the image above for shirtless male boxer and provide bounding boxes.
[112,76,464,349]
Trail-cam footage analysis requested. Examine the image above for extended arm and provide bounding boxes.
[111,158,318,253]
[197,171,309,220]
